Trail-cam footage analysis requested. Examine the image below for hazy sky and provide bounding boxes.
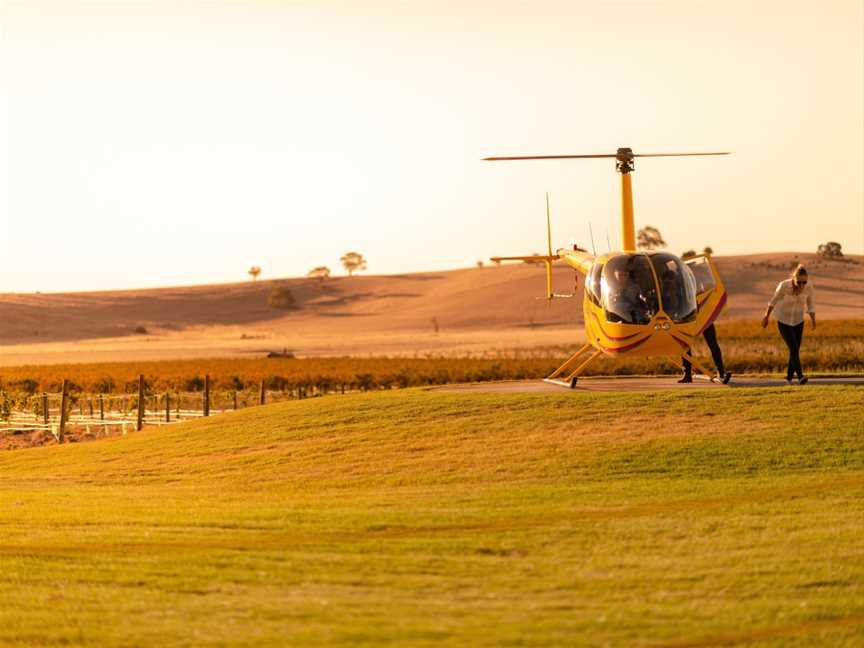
[1,0,862,292]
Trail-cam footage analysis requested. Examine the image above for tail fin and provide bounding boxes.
[489,193,559,300]
[545,193,553,299]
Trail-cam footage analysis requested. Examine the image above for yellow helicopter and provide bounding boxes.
[485,147,729,388]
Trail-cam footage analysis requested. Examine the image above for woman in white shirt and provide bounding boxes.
[760,265,816,384]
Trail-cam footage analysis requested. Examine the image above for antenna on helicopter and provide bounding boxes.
[606,231,612,254]
[588,222,597,256]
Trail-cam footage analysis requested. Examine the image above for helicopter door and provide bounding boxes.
[586,262,604,306]
[684,256,717,298]
[684,255,727,332]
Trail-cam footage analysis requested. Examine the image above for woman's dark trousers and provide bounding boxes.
[683,323,725,376]
[777,321,804,380]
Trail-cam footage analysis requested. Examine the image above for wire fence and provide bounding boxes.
[0,375,322,444]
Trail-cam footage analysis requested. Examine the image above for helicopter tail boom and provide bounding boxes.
[489,255,559,300]
[556,248,594,275]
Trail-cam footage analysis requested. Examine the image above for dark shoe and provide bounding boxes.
[799,376,809,385]
[722,372,732,385]
[785,377,793,385]
[678,375,693,384]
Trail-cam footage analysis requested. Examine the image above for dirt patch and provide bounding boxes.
[435,377,864,393]
[0,425,125,451]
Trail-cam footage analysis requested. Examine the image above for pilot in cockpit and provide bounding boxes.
[609,263,649,324]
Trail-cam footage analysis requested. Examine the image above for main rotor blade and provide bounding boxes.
[483,154,618,161]
[483,152,730,161]
[634,152,731,157]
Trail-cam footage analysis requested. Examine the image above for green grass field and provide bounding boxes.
[0,386,862,646]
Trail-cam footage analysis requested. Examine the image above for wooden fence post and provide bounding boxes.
[42,393,49,425]
[203,375,210,417]
[259,380,266,406]
[165,392,170,423]
[136,374,145,431]
[233,390,238,410]
[99,394,104,420]
[58,380,69,443]
[88,398,93,417]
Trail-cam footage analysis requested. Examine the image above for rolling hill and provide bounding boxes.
[0,252,860,364]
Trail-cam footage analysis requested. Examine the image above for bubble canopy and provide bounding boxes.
[590,253,698,325]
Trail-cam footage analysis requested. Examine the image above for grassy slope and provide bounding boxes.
[0,387,862,647]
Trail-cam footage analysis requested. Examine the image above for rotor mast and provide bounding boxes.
[482,148,729,255]
[616,148,636,251]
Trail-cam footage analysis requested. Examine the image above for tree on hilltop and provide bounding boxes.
[817,241,843,259]
[248,266,262,281]
[703,246,714,255]
[637,226,666,250]
[340,252,367,277]
[307,266,331,282]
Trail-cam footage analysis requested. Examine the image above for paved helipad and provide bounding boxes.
[435,376,864,393]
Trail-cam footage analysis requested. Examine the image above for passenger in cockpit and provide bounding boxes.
[660,269,682,316]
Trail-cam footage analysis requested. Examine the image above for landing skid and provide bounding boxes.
[694,373,732,385]
[693,374,718,384]
[543,377,578,389]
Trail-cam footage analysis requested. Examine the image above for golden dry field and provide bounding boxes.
[0,319,860,396]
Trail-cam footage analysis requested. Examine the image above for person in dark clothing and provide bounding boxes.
[679,322,731,383]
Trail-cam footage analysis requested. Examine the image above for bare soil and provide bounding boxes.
[0,426,112,451]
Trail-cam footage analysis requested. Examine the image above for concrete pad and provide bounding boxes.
[434,376,864,393]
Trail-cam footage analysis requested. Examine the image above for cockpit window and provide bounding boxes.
[651,253,698,322]
[586,262,603,306]
[601,255,658,324]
